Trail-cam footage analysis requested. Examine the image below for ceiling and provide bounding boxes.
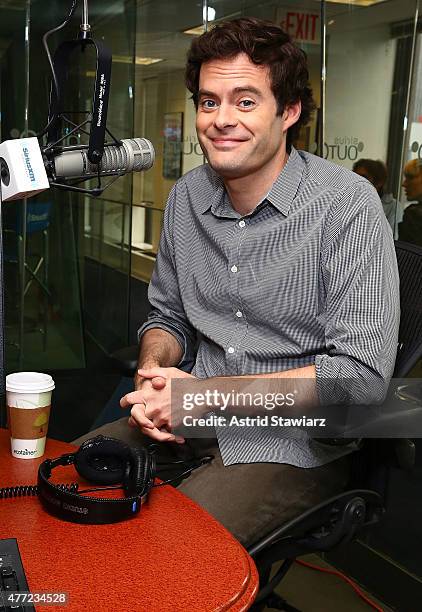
[0,0,419,73]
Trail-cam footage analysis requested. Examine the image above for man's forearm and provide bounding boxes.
[206,365,318,413]
[256,364,316,381]
[135,328,183,388]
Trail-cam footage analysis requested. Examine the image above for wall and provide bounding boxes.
[325,24,396,169]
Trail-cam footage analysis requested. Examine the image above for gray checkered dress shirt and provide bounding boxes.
[138,147,400,467]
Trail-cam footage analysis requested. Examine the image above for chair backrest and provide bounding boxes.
[21,201,52,235]
[393,240,422,377]
[6,201,52,236]
[347,242,422,496]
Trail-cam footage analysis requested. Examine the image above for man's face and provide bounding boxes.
[403,159,422,201]
[195,53,299,179]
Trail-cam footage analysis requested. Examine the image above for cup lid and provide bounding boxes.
[6,372,55,393]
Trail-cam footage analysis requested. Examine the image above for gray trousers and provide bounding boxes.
[73,417,351,548]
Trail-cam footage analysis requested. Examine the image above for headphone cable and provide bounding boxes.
[295,558,385,612]
[1,455,214,498]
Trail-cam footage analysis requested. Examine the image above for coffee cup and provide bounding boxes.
[6,372,55,459]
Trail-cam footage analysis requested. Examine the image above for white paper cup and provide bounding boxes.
[6,372,55,459]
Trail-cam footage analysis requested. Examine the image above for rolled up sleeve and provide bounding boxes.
[315,182,400,406]
[137,185,197,366]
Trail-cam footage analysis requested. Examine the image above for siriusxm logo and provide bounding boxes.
[22,146,36,182]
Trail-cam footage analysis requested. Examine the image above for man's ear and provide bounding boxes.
[282,101,302,132]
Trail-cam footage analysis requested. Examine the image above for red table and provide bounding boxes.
[0,429,258,611]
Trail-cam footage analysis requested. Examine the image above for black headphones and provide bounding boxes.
[37,435,211,525]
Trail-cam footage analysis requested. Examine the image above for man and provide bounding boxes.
[352,158,400,236]
[75,18,399,547]
[399,158,422,246]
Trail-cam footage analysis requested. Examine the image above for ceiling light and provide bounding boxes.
[135,57,163,66]
[324,0,387,6]
[183,25,205,36]
[203,6,216,22]
[112,55,163,66]
[185,5,216,36]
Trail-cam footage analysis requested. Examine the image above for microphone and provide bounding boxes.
[0,137,155,201]
[52,138,155,180]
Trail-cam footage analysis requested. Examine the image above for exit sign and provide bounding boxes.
[277,9,320,45]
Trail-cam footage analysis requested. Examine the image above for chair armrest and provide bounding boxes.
[248,489,384,562]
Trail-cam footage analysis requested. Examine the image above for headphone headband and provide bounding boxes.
[37,436,155,524]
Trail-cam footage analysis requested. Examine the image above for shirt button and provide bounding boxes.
[230,265,238,273]
[238,220,246,228]
[235,311,243,318]
[227,346,235,354]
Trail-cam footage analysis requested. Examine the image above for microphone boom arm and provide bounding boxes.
[46,35,112,165]
[49,173,123,197]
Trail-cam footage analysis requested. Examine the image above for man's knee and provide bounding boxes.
[177,456,351,547]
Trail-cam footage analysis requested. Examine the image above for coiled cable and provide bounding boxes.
[0,483,79,498]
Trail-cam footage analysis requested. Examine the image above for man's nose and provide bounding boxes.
[213,103,238,130]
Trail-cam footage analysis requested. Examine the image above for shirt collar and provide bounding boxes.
[200,146,304,217]
[266,147,304,216]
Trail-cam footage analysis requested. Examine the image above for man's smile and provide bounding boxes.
[209,137,249,148]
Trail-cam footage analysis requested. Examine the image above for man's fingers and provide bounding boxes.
[141,426,183,443]
[127,416,185,443]
[145,407,169,430]
[130,404,155,429]
[151,376,166,390]
[128,415,137,428]
[120,391,147,408]
[138,367,168,379]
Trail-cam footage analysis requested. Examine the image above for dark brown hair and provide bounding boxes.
[185,17,316,149]
[353,159,388,189]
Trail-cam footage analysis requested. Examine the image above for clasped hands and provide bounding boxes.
[120,367,194,443]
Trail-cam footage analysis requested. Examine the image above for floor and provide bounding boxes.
[273,554,393,611]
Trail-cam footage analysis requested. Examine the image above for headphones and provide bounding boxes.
[37,435,211,524]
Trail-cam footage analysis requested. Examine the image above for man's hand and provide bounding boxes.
[120,367,194,443]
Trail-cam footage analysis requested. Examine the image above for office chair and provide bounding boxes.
[110,240,422,611]
[247,240,422,611]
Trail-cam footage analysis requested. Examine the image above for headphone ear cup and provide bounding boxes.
[74,435,131,485]
[124,447,155,497]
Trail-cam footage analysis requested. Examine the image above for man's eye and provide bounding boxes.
[201,99,217,109]
[239,99,255,108]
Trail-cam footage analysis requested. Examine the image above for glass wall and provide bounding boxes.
[2,5,420,351]
[324,0,420,243]
[131,0,422,269]
[400,11,422,247]
[322,1,422,605]
[77,0,137,358]
[131,0,204,286]
[0,0,137,372]
[1,1,86,371]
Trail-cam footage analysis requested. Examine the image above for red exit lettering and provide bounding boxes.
[283,12,319,42]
